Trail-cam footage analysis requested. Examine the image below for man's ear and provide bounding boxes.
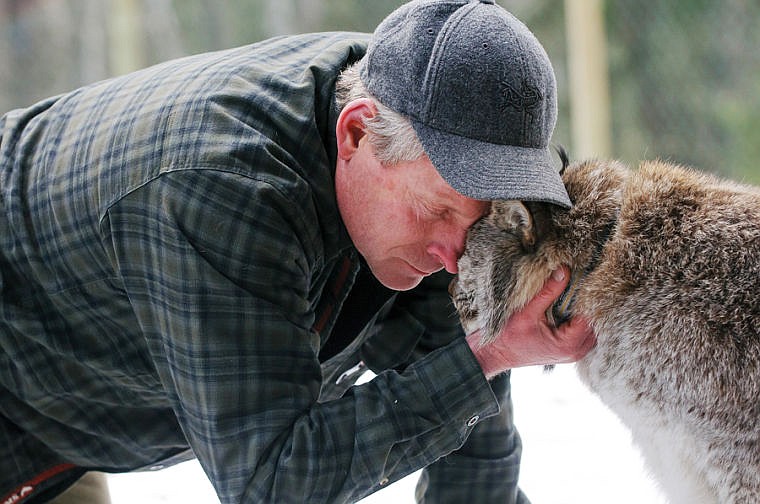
[335,98,376,161]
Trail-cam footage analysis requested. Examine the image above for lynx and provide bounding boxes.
[451,158,760,503]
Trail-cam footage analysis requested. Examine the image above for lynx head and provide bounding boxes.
[451,158,629,346]
[451,200,555,345]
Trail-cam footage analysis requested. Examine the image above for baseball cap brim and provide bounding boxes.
[411,119,572,209]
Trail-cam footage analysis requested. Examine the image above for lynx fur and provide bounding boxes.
[451,159,760,503]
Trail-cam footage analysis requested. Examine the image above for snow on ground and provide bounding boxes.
[108,365,667,503]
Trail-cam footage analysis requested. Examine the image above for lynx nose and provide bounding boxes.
[448,277,459,297]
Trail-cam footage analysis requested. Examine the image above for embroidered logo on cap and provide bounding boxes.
[501,80,542,111]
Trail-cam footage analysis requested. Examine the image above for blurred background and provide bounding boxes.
[1,1,757,502]
[2,0,760,181]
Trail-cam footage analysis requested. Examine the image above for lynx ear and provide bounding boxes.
[491,201,537,251]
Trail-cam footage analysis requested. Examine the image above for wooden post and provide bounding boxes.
[564,0,611,159]
[109,0,143,75]
[265,0,296,36]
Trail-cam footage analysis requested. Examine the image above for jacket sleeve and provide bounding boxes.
[369,272,530,504]
[102,168,500,504]
[416,373,530,503]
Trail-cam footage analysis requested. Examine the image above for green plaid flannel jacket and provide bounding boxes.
[0,32,528,503]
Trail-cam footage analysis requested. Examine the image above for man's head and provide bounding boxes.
[334,0,570,290]
[334,97,490,291]
[360,0,571,208]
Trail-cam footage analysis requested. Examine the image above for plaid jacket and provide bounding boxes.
[0,32,528,503]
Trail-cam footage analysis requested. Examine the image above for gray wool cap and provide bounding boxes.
[360,0,571,208]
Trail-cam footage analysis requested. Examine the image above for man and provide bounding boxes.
[0,0,594,502]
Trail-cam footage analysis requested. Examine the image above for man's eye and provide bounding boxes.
[415,201,451,222]
[431,206,450,219]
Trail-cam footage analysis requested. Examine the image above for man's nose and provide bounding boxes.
[427,228,467,274]
[428,244,459,274]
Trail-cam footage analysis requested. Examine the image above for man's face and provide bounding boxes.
[336,136,490,291]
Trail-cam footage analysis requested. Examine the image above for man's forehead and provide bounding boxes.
[439,185,491,219]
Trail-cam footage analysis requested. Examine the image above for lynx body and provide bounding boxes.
[451,159,760,503]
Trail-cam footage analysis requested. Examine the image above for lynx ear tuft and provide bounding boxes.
[555,145,570,175]
[491,201,537,251]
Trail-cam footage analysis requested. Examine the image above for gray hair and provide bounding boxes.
[335,61,425,165]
